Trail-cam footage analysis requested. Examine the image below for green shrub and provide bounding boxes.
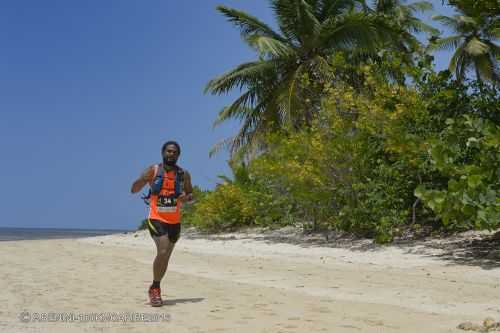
[186,69,499,242]
[184,183,258,231]
[415,115,500,229]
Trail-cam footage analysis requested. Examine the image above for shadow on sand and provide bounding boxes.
[401,233,500,270]
[184,227,500,270]
[162,297,205,306]
[145,297,205,307]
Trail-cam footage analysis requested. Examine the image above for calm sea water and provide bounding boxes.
[0,227,132,241]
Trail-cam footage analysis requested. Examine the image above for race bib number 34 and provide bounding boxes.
[157,196,177,212]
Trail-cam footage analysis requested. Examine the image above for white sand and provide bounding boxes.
[1,227,499,332]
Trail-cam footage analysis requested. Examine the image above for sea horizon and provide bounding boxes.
[0,226,133,242]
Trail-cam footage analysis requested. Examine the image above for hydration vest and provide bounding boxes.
[142,164,184,206]
[145,164,185,224]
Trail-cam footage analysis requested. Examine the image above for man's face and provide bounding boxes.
[163,144,179,165]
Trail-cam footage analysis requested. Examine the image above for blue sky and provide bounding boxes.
[0,0,455,230]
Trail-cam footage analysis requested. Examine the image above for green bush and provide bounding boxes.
[184,183,258,231]
[415,115,500,230]
[186,69,498,242]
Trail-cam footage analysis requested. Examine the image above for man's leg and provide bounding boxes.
[148,235,175,306]
[147,220,179,306]
[152,235,176,282]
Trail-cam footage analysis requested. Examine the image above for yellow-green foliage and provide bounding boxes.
[184,183,258,231]
[191,0,499,241]
[185,69,499,242]
[249,131,330,227]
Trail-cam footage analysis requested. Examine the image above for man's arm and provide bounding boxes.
[130,166,154,193]
[179,170,194,202]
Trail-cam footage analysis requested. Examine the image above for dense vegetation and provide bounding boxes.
[183,0,499,242]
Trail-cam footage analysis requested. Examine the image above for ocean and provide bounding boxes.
[0,227,132,241]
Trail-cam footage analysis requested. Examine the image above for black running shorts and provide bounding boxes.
[146,219,181,243]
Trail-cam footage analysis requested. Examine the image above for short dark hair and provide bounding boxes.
[161,141,181,155]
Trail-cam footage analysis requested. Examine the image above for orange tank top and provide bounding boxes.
[148,165,182,224]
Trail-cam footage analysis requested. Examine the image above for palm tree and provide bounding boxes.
[429,9,499,84]
[205,0,392,156]
[447,0,500,19]
[372,0,438,53]
[373,0,437,35]
[369,0,438,83]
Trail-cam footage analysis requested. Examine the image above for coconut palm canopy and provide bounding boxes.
[369,0,438,83]
[429,8,499,83]
[205,0,385,155]
[205,0,439,156]
[372,0,438,52]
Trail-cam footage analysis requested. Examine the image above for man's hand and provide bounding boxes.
[131,166,154,193]
[140,168,152,182]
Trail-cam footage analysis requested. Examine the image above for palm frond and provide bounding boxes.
[406,1,434,13]
[474,54,495,82]
[270,0,321,45]
[319,12,380,51]
[318,0,355,19]
[406,17,439,35]
[218,82,289,155]
[271,0,305,43]
[455,52,472,82]
[246,35,296,58]
[217,6,286,42]
[209,136,238,158]
[300,0,322,38]
[448,44,466,74]
[305,0,320,9]
[228,105,264,155]
[432,15,462,31]
[213,92,258,127]
[428,35,463,52]
[455,15,477,27]
[216,174,234,184]
[205,60,276,95]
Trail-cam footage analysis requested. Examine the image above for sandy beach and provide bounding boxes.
[1,227,500,333]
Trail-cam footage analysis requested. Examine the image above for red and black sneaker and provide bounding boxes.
[149,287,163,307]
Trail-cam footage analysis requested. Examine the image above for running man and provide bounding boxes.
[130,141,193,307]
